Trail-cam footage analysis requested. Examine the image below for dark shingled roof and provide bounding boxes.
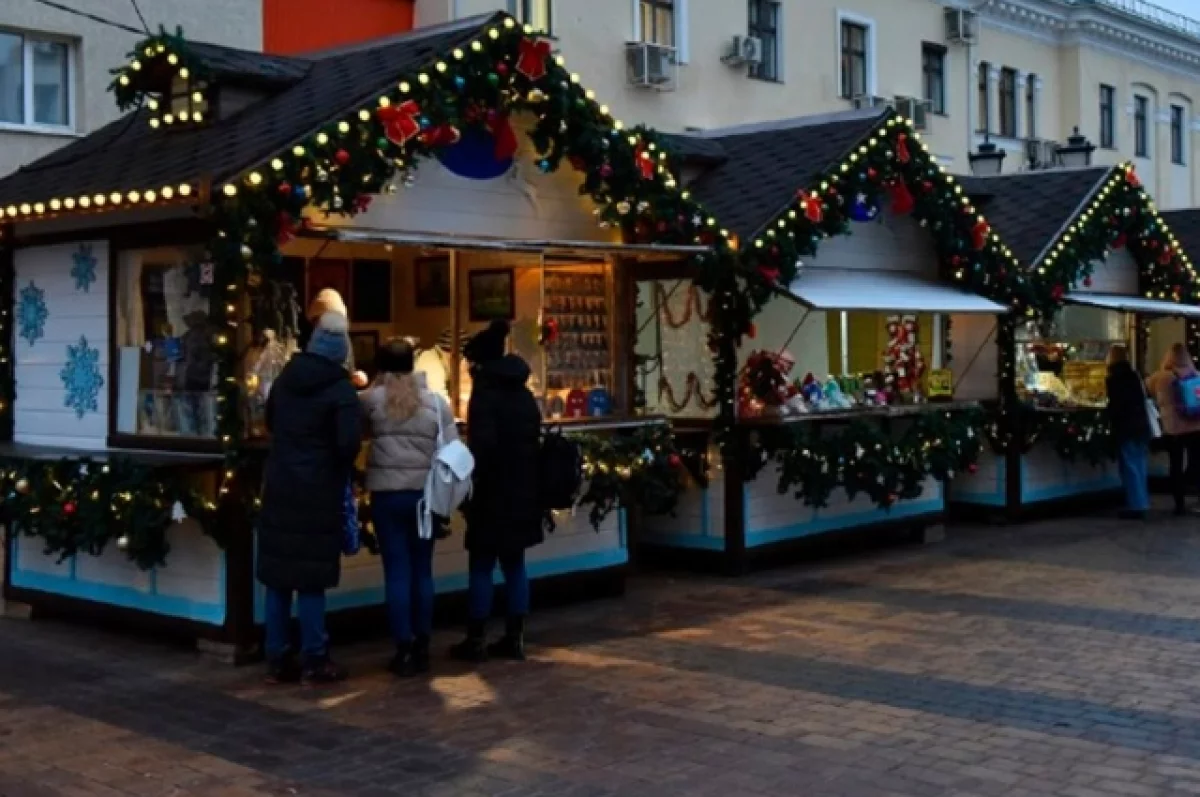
[0,15,501,209]
[960,167,1113,266]
[676,108,890,242]
[1160,208,1200,262]
[661,133,727,165]
[186,41,312,88]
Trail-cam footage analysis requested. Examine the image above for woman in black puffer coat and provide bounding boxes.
[450,320,543,663]
[258,312,361,685]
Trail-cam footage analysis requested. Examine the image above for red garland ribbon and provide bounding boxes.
[635,143,656,180]
[420,123,462,149]
[971,219,990,251]
[517,38,552,81]
[486,111,520,161]
[896,133,911,164]
[378,100,421,146]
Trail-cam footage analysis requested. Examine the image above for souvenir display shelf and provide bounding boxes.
[541,263,616,419]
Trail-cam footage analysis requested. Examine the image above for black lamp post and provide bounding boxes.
[968,136,1006,177]
[1056,127,1096,168]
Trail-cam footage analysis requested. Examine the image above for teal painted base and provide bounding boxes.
[1020,456,1120,504]
[745,483,945,549]
[949,467,1007,508]
[8,535,227,626]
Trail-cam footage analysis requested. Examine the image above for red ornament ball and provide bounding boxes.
[967,463,979,474]
[922,180,933,192]
[334,149,351,166]
[599,164,613,179]
[668,453,682,469]
[867,168,878,180]
[63,501,77,516]
[277,181,292,196]
[496,62,509,76]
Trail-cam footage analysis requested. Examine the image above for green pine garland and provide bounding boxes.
[574,424,685,529]
[109,26,207,113]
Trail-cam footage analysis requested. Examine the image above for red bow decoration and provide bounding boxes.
[971,219,990,251]
[1127,168,1141,188]
[420,123,461,149]
[896,133,911,164]
[800,194,823,223]
[517,38,552,81]
[275,211,298,245]
[486,111,519,161]
[635,143,656,180]
[889,180,915,215]
[378,101,421,146]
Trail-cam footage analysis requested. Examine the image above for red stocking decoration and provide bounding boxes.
[485,111,519,160]
[378,101,421,146]
[889,181,915,215]
[971,219,990,251]
[517,39,552,80]
[896,133,911,164]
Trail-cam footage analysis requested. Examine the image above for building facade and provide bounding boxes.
[0,0,263,179]
[416,0,1200,207]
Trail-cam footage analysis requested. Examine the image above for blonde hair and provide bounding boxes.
[379,372,421,422]
[308,288,347,321]
[1107,344,1130,367]
[1163,342,1195,373]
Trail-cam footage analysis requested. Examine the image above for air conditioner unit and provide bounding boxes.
[945,8,979,44]
[721,35,763,66]
[1025,137,1058,169]
[626,41,677,91]
[852,94,893,111]
[894,96,933,131]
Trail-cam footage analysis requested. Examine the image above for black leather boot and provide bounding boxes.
[449,620,488,662]
[413,635,431,674]
[487,616,526,661]
[388,640,416,676]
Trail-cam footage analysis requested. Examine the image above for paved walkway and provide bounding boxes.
[5,510,1200,796]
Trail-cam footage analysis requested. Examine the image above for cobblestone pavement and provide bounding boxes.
[8,510,1200,795]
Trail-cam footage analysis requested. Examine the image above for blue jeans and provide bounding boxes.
[1118,439,1150,512]
[373,490,435,644]
[468,549,529,620]
[264,588,327,664]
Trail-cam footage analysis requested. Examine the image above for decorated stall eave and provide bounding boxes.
[1159,208,1200,260]
[0,15,502,224]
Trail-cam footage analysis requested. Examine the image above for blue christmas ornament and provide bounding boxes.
[60,335,104,419]
[849,192,880,223]
[419,116,430,127]
[437,126,514,181]
[454,76,466,91]
[537,159,552,173]
[71,244,97,292]
[17,281,47,346]
[292,185,307,200]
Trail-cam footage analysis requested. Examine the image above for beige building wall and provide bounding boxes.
[418,0,1200,207]
[0,0,262,178]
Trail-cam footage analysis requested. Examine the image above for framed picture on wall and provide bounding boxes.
[414,255,451,308]
[468,268,515,322]
[350,330,380,376]
[307,259,351,312]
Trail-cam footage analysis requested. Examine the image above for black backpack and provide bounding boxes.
[539,427,583,510]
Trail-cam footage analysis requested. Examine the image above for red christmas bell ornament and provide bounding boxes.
[334,149,351,166]
[62,501,77,516]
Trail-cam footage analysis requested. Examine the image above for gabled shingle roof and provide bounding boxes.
[1160,209,1200,262]
[674,109,889,242]
[960,167,1113,266]
[0,15,500,209]
[186,42,311,88]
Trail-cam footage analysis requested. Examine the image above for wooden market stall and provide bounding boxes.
[950,166,1200,518]
[0,13,706,656]
[635,109,1014,573]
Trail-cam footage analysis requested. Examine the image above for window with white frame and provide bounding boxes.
[748,0,779,82]
[922,43,946,115]
[509,0,552,35]
[839,20,869,99]
[639,0,675,47]
[0,30,73,130]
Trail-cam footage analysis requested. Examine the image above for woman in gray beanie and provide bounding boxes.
[258,312,361,685]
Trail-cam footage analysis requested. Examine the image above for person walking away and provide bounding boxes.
[451,320,543,662]
[258,312,361,684]
[1147,342,1200,515]
[361,338,458,676]
[1106,344,1153,520]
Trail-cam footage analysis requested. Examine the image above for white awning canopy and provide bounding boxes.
[1064,293,1200,318]
[318,227,710,259]
[777,269,1008,314]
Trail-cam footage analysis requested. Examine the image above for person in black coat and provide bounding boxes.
[1106,344,1153,520]
[258,312,361,684]
[450,320,543,662]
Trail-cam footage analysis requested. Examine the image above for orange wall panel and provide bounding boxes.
[264,0,415,55]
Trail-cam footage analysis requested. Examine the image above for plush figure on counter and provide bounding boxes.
[823,379,853,409]
[587,388,611,417]
[882,313,926,399]
[565,388,588,419]
[548,394,566,419]
[738,350,794,417]
[801,372,824,407]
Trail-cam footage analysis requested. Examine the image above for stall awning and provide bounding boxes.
[1064,293,1200,318]
[321,228,711,258]
[778,269,1008,314]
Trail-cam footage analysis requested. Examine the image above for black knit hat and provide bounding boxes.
[375,337,415,374]
[463,320,509,364]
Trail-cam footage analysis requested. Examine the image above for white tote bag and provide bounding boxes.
[417,397,474,539]
[1140,378,1162,440]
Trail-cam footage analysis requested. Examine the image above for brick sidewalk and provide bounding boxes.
[4,509,1200,795]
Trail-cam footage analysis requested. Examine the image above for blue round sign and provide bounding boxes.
[437,127,514,181]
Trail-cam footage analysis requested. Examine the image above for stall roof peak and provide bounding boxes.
[961,166,1117,266]
[672,108,891,244]
[0,13,507,216]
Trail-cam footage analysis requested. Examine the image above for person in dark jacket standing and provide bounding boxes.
[450,320,543,662]
[1106,344,1153,520]
[258,312,361,684]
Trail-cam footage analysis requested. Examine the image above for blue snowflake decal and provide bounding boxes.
[71,244,97,293]
[60,335,104,419]
[17,281,48,346]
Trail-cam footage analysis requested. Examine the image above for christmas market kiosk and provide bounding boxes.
[635,108,1023,572]
[950,165,1200,518]
[0,14,710,656]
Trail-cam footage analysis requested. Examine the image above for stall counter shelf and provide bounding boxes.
[639,403,975,574]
